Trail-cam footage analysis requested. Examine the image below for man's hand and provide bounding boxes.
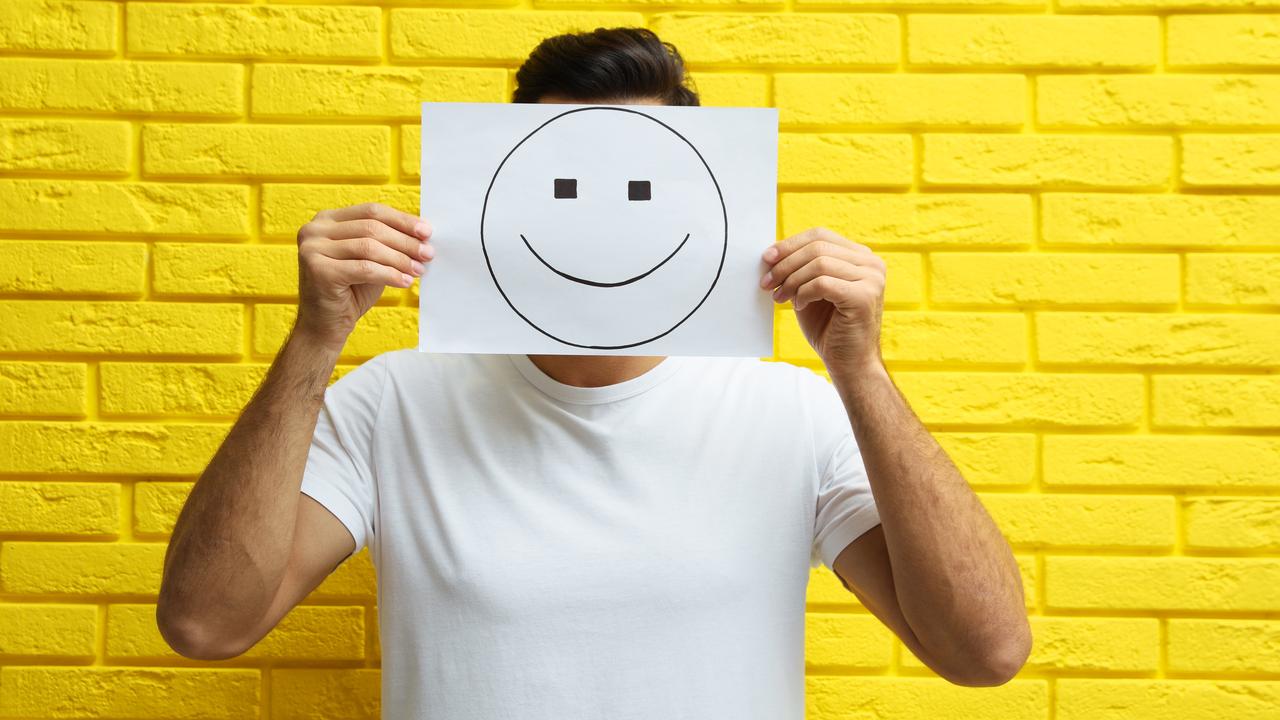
[760,227,887,379]
[295,202,434,351]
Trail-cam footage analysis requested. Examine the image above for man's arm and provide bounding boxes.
[828,361,1030,687]
[157,202,433,659]
[760,227,1030,686]
[156,331,354,660]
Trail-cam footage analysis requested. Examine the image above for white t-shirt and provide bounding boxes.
[300,349,881,719]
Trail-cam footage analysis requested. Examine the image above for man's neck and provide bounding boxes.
[524,354,667,388]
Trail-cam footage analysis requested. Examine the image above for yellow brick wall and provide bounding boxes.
[1,0,1278,717]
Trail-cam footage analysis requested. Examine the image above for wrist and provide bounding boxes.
[285,320,346,364]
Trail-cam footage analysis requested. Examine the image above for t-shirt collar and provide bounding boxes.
[506,353,688,405]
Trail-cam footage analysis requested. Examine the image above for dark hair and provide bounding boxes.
[512,27,699,107]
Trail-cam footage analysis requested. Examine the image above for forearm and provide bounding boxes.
[829,362,1029,673]
[157,325,341,651]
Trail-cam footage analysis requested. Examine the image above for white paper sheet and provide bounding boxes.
[419,101,777,356]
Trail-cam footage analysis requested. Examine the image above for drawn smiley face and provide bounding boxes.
[480,107,727,350]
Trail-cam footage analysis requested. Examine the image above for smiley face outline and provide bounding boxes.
[479,106,728,350]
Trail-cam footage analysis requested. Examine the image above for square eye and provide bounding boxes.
[554,178,577,199]
[628,180,651,201]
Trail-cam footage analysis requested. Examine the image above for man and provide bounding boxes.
[157,27,1030,718]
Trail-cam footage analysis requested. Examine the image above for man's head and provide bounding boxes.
[513,27,699,107]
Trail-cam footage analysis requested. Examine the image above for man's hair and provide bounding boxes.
[512,27,700,106]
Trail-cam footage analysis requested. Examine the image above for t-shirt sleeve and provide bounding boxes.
[299,352,389,559]
[805,370,882,571]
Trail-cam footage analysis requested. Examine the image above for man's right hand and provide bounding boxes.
[294,202,434,351]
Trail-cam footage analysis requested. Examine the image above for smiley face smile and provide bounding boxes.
[519,232,691,288]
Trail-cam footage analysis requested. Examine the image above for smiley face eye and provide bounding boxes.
[628,180,651,201]
[554,178,577,199]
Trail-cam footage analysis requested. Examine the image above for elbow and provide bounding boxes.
[155,602,250,662]
[939,619,1033,688]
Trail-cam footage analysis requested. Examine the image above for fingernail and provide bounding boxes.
[414,221,430,239]
[772,286,784,300]
[401,273,413,286]
[762,246,778,263]
[423,243,435,260]
[759,271,772,289]
[411,260,424,275]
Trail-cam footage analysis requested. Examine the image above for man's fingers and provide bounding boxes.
[327,202,431,241]
[762,240,865,292]
[323,237,423,278]
[324,257,414,289]
[325,219,430,262]
[771,255,868,304]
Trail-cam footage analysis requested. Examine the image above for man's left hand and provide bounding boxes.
[760,227,887,379]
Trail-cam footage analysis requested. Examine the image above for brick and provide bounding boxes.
[923,134,1171,189]
[800,0,1042,5]
[391,9,644,61]
[0,481,118,535]
[1038,75,1280,129]
[779,134,913,186]
[254,304,416,361]
[1,541,164,595]
[0,0,117,53]
[401,126,421,180]
[1047,557,1280,611]
[1063,0,1280,7]
[1153,375,1280,429]
[805,613,894,670]
[0,362,87,416]
[1169,15,1280,69]
[1042,193,1280,249]
[930,252,1179,306]
[775,74,1024,128]
[1044,434,1280,489]
[107,604,365,661]
[934,433,1036,488]
[101,362,266,418]
[261,184,421,238]
[890,371,1143,428]
[0,241,146,296]
[0,180,250,238]
[154,243,296,299]
[271,669,380,720]
[0,59,244,116]
[143,124,390,180]
[1184,498,1280,551]
[0,422,227,476]
[127,2,379,60]
[650,13,899,66]
[980,493,1175,549]
[252,64,506,120]
[0,604,97,659]
[806,677,1047,720]
[909,15,1158,69]
[0,301,243,356]
[134,481,193,536]
[1186,253,1280,306]
[1036,311,1280,367]
[1168,620,1280,674]
[783,310,1026,366]
[781,193,1032,248]
[687,72,769,107]
[902,617,1159,672]
[0,118,129,174]
[1057,679,1280,720]
[1183,135,1280,187]
[0,667,259,719]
